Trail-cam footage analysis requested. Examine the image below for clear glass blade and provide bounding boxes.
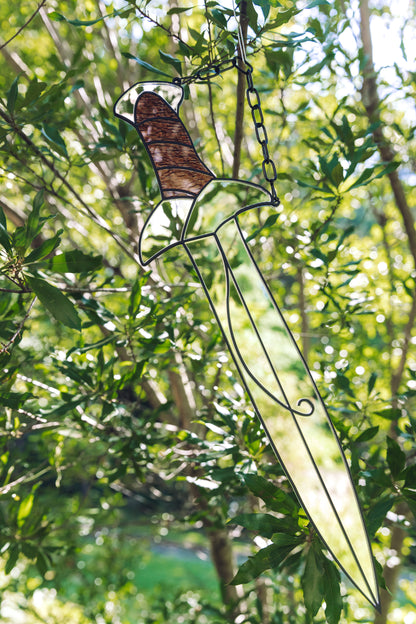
[183,182,379,608]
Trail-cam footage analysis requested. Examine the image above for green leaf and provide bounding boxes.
[0,391,32,409]
[244,474,298,514]
[27,276,81,330]
[6,75,19,114]
[404,463,416,489]
[244,474,278,501]
[25,194,42,243]
[46,396,86,417]
[373,557,387,591]
[14,190,46,255]
[346,167,375,190]
[368,371,377,394]
[121,53,171,77]
[331,162,344,186]
[128,277,143,316]
[70,78,85,94]
[386,437,406,479]
[68,335,117,355]
[5,544,19,575]
[167,6,194,14]
[366,496,395,537]
[0,203,6,230]
[301,543,324,618]
[0,206,12,253]
[187,27,206,53]
[373,160,400,179]
[376,407,402,420]
[246,212,279,242]
[159,51,182,75]
[252,0,271,20]
[24,78,47,106]
[49,11,108,26]
[48,10,69,20]
[33,249,103,273]
[322,557,342,624]
[263,7,299,31]
[334,373,355,397]
[339,115,354,148]
[355,425,379,443]
[36,550,50,576]
[33,189,45,213]
[17,493,34,527]
[41,124,68,158]
[21,542,39,559]
[302,57,328,77]
[24,231,63,263]
[246,0,259,32]
[210,8,228,28]
[307,0,330,6]
[231,534,302,584]
[231,513,293,538]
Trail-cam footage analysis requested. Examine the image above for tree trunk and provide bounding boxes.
[170,350,243,618]
[374,503,407,624]
[232,0,248,179]
[208,528,242,618]
[359,0,416,270]
[358,2,413,622]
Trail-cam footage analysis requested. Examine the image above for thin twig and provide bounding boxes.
[206,79,225,175]
[0,297,36,355]
[232,0,248,178]
[0,465,51,496]
[0,0,47,51]
[60,286,130,294]
[0,288,26,293]
[309,196,342,244]
[132,1,189,48]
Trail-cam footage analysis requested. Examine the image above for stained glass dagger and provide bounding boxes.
[114,81,380,608]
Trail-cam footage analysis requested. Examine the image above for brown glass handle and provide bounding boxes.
[134,91,215,200]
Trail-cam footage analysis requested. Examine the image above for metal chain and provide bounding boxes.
[244,64,280,205]
[174,57,280,205]
[172,57,238,86]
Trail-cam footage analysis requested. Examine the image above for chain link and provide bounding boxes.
[174,57,280,205]
[244,65,279,205]
[173,57,238,86]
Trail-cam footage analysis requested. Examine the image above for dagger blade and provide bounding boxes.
[183,198,379,607]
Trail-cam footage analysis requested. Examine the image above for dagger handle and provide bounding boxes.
[134,91,215,200]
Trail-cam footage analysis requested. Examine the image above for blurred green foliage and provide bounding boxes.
[0,0,416,622]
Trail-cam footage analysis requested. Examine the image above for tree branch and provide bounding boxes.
[207,78,225,175]
[359,0,416,271]
[0,0,47,51]
[0,46,30,76]
[131,1,190,49]
[0,199,25,227]
[374,504,408,624]
[297,265,310,363]
[0,297,36,355]
[358,4,414,623]
[232,0,248,178]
